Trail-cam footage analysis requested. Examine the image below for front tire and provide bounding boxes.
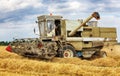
[62,45,76,58]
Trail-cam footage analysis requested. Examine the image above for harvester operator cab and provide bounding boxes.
[37,15,62,38]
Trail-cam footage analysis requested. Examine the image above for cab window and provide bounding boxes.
[47,20,54,33]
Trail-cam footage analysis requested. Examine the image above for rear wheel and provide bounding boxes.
[63,45,76,58]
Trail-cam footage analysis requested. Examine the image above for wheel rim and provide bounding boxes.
[63,49,74,58]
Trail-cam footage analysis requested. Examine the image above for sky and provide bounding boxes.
[0,0,120,42]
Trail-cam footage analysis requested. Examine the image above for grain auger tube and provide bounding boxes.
[69,12,100,36]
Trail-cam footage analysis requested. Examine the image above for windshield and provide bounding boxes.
[47,20,54,33]
[47,20,55,37]
[40,22,45,37]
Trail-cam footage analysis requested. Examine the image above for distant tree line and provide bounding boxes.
[0,41,10,46]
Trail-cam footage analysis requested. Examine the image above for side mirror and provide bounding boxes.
[34,28,36,34]
[33,28,39,36]
[35,21,38,23]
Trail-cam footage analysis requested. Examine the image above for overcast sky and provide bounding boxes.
[0,0,120,42]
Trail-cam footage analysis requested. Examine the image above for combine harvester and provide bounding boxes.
[6,12,117,59]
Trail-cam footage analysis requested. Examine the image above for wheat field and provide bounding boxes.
[0,45,120,76]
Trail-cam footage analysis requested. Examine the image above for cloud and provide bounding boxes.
[0,0,45,24]
[108,0,120,8]
[0,20,38,41]
[48,0,90,14]
[0,12,40,41]
[92,0,120,12]
[0,0,43,13]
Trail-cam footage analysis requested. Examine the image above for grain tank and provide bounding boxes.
[6,12,117,59]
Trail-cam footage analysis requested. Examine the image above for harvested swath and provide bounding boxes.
[0,46,120,76]
[0,58,120,76]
